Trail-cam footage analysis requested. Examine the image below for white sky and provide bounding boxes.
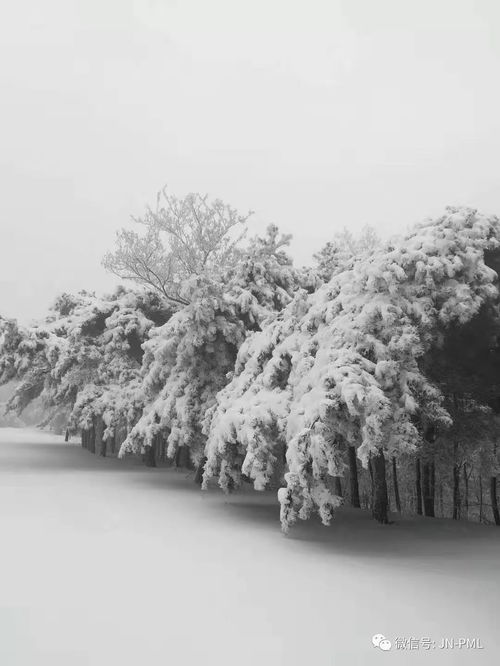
[1,0,500,322]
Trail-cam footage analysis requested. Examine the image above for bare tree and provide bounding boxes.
[103,188,251,305]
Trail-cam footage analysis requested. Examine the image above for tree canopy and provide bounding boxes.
[204,208,500,529]
[3,202,500,530]
[103,189,251,306]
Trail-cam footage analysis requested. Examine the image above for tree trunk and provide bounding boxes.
[371,450,389,524]
[334,476,343,498]
[94,417,106,457]
[490,476,500,526]
[392,456,401,513]
[463,462,469,519]
[143,445,157,468]
[88,425,96,454]
[491,440,500,526]
[367,459,374,511]
[429,463,435,516]
[479,475,483,523]
[368,458,374,484]
[194,456,207,485]
[415,457,423,515]
[175,446,191,469]
[452,463,461,520]
[348,446,361,508]
[422,460,435,517]
[151,434,160,462]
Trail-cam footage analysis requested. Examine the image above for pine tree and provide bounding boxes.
[205,208,500,530]
[118,226,308,470]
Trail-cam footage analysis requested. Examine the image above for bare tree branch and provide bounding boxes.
[103,189,251,306]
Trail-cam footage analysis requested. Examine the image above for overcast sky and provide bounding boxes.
[1,0,500,322]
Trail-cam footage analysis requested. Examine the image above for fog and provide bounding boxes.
[1,0,499,322]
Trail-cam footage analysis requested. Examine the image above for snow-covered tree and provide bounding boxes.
[103,189,250,306]
[313,225,380,280]
[0,289,171,439]
[118,225,312,471]
[418,302,500,523]
[5,198,500,534]
[63,289,170,447]
[0,316,27,386]
[0,315,60,419]
[204,208,500,530]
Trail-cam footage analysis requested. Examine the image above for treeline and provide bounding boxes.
[1,191,500,530]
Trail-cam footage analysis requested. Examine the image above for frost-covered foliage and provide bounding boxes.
[103,189,250,306]
[66,288,171,440]
[119,225,312,463]
[0,316,58,418]
[0,289,170,434]
[205,208,500,530]
[3,203,500,530]
[313,225,380,280]
[0,317,28,386]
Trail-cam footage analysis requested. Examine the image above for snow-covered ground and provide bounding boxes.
[0,428,498,666]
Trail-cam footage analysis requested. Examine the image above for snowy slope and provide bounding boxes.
[0,428,498,666]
